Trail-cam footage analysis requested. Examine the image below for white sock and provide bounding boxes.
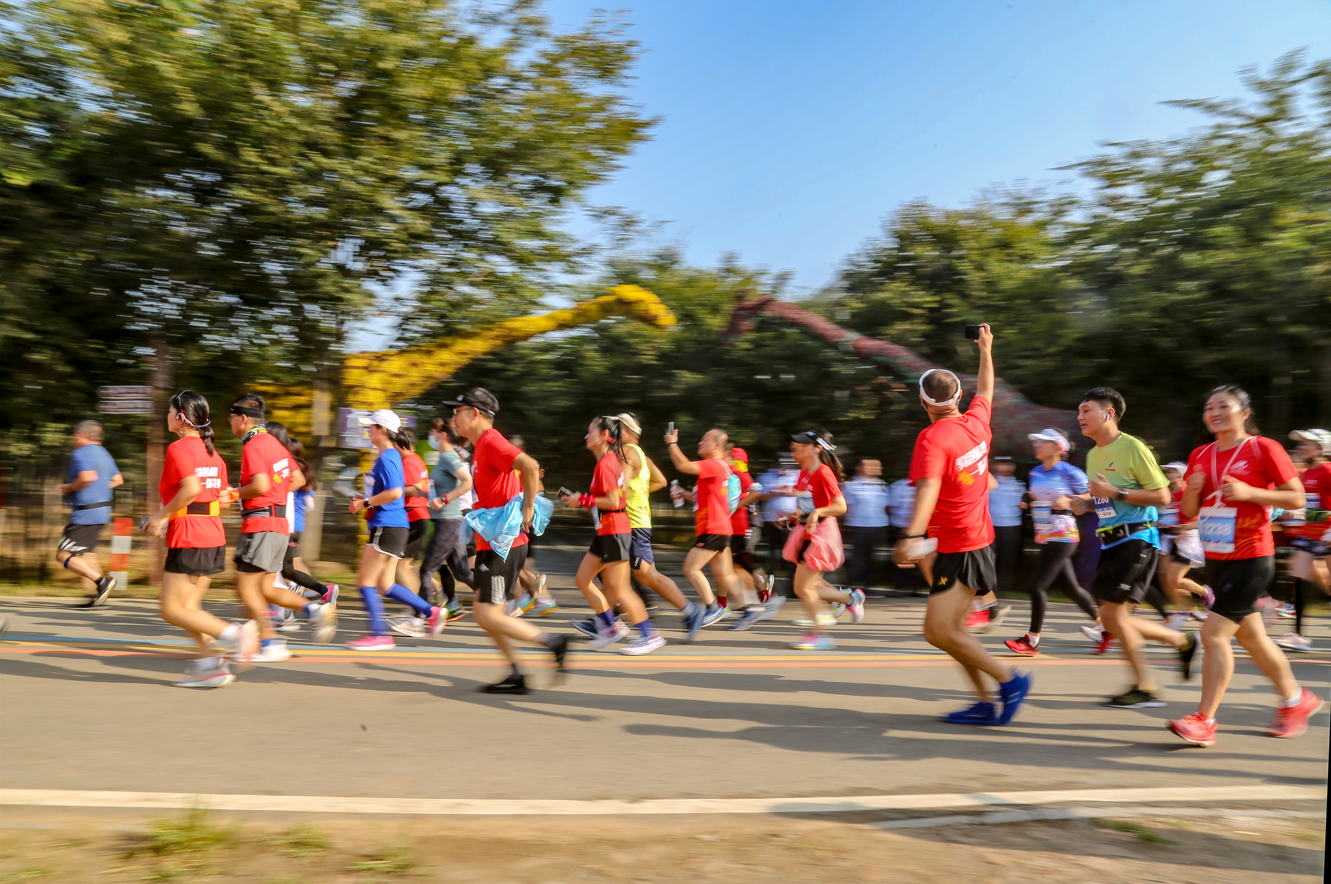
[1027,634,1040,646]
[219,624,238,643]
[1279,691,1303,708]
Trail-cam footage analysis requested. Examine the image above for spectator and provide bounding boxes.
[842,457,889,595]
[989,456,1027,595]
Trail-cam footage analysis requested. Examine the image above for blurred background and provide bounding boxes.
[1,0,1329,586]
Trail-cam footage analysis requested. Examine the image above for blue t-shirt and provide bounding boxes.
[293,489,314,533]
[988,477,1027,528]
[1027,461,1089,543]
[842,477,889,527]
[66,445,119,525]
[366,448,410,529]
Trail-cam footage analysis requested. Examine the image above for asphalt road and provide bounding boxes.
[2,542,1327,803]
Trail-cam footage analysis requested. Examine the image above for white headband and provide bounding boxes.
[919,369,960,408]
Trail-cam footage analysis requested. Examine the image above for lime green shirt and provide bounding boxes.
[1084,431,1168,547]
[623,443,652,530]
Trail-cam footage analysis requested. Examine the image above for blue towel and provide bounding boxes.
[464,493,552,560]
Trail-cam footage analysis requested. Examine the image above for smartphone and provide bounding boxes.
[668,421,674,434]
[963,324,983,340]
[558,486,574,498]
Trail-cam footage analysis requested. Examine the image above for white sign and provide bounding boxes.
[98,385,154,399]
[97,399,154,415]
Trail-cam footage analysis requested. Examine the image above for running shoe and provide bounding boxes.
[789,633,836,650]
[322,584,340,606]
[1104,687,1165,709]
[829,601,847,619]
[226,620,260,671]
[621,632,666,655]
[481,673,529,695]
[1165,612,1190,630]
[759,593,786,621]
[1189,610,1209,621]
[984,603,1011,634]
[446,601,467,622]
[700,605,731,628]
[515,593,538,616]
[1256,595,1280,622]
[942,701,998,725]
[256,638,293,663]
[90,575,117,608]
[274,608,301,632]
[426,585,443,607]
[427,606,447,638]
[310,603,337,645]
[1092,632,1116,655]
[0,618,6,641]
[571,617,599,637]
[996,670,1032,724]
[174,660,235,689]
[549,634,571,676]
[1202,585,1215,610]
[589,619,629,650]
[533,597,560,617]
[965,607,990,630]
[847,588,866,625]
[1167,712,1217,747]
[682,606,703,642]
[1276,602,1297,620]
[1177,632,1199,681]
[345,634,395,651]
[1004,636,1041,656]
[1276,633,1313,652]
[1081,624,1104,642]
[389,616,426,638]
[729,607,764,631]
[1268,688,1324,739]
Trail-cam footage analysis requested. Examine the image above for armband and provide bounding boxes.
[578,493,595,509]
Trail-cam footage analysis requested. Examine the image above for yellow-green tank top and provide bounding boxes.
[623,443,652,530]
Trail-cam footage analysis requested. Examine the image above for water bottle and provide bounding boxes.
[670,479,683,508]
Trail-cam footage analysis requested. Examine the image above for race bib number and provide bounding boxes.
[1198,506,1238,554]
[1031,502,1052,532]
[1093,496,1116,521]
[1158,505,1179,528]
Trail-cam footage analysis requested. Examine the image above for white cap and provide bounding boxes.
[358,408,402,434]
[1162,461,1188,475]
[1027,428,1070,454]
[1290,429,1331,455]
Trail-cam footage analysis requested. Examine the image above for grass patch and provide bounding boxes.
[1094,819,1179,845]
[129,808,235,881]
[347,846,419,876]
[271,825,329,858]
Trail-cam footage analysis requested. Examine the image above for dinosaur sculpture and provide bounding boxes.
[725,296,1081,455]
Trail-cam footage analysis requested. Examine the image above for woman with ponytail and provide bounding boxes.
[560,416,663,655]
[142,391,257,688]
[784,429,862,650]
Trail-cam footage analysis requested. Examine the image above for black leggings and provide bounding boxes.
[282,534,325,594]
[1027,542,1098,633]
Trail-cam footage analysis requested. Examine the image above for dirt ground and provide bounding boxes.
[0,810,1322,883]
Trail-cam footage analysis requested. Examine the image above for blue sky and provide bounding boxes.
[546,0,1331,293]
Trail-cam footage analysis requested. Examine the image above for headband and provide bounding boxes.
[230,404,264,419]
[796,431,836,452]
[919,369,961,408]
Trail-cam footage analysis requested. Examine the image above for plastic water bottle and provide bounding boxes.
[670,479,684,508]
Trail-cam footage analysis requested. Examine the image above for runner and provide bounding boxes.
[506,435,556,617]
[343,410,446,649]
[989,456,1026,596]
[142,391,258,687]
[1004,429,1100,656]
[1276,429,1331,652]
[726,443,780,624]
[56,420,123,607]
[1069,387,1196,709]
[227,395,336,662]
[842,457,889,598]
[756,457,799,595]
[448,388,570,693]
[264,424,338,632]
[419,417,475,622]
[383,428,434,636]
[1155,461,1208,625]
[561,416,663,655]
[785,430,862,649]
[1167,386,1322,745]
[663,426,740,638]
[894,324,1031,726]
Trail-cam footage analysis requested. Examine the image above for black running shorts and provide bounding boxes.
[164,545,227,577]
[58,523,103,557]
[730,533,755,573]
[367,525,409,560]
[1092,538,1158,605]
[694,533,730,552]
[930,545,997,596]
[403,519,428,561]
[589,532,631,563]
[474,545,528,606]
[1203,556,1275,624]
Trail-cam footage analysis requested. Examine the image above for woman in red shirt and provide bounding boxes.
[1169,385,1321,746]
[391,428,433,611]
[142,390,258,688]
[785,430,861,650]
[560,417,662,655]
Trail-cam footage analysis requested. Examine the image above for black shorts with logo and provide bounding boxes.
[403,520,429,561]
[367,525,410,559]
[930,544,997,596]
[694,534,730,552]
[589,532,631,563]
[474,544,528,605]
[165,546,227,577]
[1092,538,1158,605]
[58,523,104,556]
[1204,556,1275,624]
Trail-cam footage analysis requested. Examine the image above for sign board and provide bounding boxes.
[98,385,154,399]
[97,399,154,415]
[337,408,416,450]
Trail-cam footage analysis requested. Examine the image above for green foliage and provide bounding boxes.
[271,826,330,859]
[346,846,418,875]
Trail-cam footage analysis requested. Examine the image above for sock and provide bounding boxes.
[302,602,318,618]
[706,602,719,613]
[199,656,222,669]
[538,632,560,650]
[385,583,433,616]
[510,662,523,678]
[359,586,387,635]
[595,610,616,630]
[218,624,238,643]
[636,618,656,638]
[717,595,727,608]
[682,601,698,618]
[1027,634,1039,646]
[1280,691,1303,708]
[261,637,277,648]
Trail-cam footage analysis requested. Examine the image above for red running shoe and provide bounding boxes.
[1268,688,1325,739]
[1092,632,1116,655]
[1167,712,1217,747]
[1004,635,1041,656]
[965,608,991,630]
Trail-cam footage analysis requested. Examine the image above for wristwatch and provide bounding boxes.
[1116,487,1128,501]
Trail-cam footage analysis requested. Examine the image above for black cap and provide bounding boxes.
[447,387,499,416]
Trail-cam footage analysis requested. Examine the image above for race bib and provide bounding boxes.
[1198,506,1238,554]
[1093,496,1116,521]
[1158,505,1179,528]
[1031,502,1053,532]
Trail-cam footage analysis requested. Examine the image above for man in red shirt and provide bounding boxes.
[726,445,777,615]
[1280,429,1331,651]
[664,426,740,639]
[894,324,1030,726]
[448,388,569,694]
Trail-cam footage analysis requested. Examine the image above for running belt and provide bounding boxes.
[73,501,113,511]
[241,504,288,519]
[171,501,221,519]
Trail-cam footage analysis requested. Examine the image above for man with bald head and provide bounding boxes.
[664,426,741,639]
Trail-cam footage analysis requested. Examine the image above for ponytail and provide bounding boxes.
[396,427,417,451]
[1207,384,1261,435]
[170,390,216,457]
[596,416,627,463]
[815,429,846,483]
[265,421,294,453]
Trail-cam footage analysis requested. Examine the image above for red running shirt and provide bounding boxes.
[470,428,527,552]
[1185,436,1298,560]
[591,451,630,536]
[240,430,292,534]
[796,463,841,510]
[730,467,754,534]
[693,458,734,537]
[160,436,228,549]
[1296,462,1331,540]
[908,395,995,554]
[401,450,431,523]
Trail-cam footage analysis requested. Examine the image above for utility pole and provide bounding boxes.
[146,338,171,585]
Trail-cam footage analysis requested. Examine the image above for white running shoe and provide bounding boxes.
[274,608,301,632]
[225,620,260,671]
[175,660,234,689]
[590,619,629,650]
[1165,612,1190,630]
[847,588,866,625]
[255,638,293,663]
[310,602,337,644]
[759,594,786,621]
[620,632,666,656]
[1276,633,1313,652]
[1081,624,1104,642]
[1276,603,1297,620]
[389,616,426,638]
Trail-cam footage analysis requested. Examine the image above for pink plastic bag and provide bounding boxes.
[782,516,844,572]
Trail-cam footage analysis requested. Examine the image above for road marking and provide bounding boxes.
[0,785,1319,816]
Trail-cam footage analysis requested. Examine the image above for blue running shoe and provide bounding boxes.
[700,606,731,628]
[571,618,599,638]
[682,606,703,643]
[996,670,1032,725]
[729,608,764,631]
[942,701,998,725]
